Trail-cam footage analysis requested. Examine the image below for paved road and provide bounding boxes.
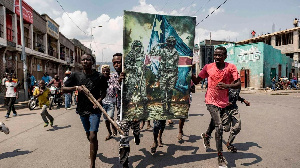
[0,90,299,168]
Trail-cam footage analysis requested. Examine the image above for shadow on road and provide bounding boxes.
[47,125,71,131]
[18,113,37,116]
[98,141,263,167]
[225,151,263,167]
[189,113,204,116]
[0,149,34,160]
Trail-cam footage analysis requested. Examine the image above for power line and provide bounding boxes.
[191,0,212,16]
[178,0,197,15]
[196,0,228,26]
[55,0,88,35]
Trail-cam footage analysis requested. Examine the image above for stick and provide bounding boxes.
[81,85,124,135]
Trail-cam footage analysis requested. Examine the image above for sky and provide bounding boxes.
[25,0,300,62]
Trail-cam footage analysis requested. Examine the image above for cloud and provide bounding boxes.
[26,0,62,17]
[208,7,225,15]
[195,28,239,42]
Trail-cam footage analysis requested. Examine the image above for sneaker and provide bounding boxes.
[201,133,211,149]
[134,133,140,145]
[67,108,72,110]
[5,115,9,119]
[44,123,49,127]
[13,113,17,117]
[226,142,237,153]
[218,154,228,168]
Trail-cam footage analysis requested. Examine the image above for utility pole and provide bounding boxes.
[19,0,28,100]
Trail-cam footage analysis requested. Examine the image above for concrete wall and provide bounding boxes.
[263,43,293,87]
[0,0,14,13]
[33,10,46,34]
[219,42,293,89]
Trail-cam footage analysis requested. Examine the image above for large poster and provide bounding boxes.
[123,11,196,120]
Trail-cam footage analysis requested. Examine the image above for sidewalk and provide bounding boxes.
[0,89,29,112]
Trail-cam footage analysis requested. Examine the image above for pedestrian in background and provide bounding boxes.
[5,74,18,118]
[33,80,54,127]
[41,73,51,84]
[101,65,118,141]
[271,77,276,91]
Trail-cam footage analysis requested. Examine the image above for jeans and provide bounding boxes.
[272,83,276,90]
[41,105,54,123]
[80,113,102,132]
[102,103,115,120]
[206,104,227,152]
[64,93,71,108]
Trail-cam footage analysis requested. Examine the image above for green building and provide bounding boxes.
[217,42,293,89]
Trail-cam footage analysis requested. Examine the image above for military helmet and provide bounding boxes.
[131,40,143,48]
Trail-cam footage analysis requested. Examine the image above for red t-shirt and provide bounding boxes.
[199,62,239,108]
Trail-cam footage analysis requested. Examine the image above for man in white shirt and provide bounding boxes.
[5,74,18,118]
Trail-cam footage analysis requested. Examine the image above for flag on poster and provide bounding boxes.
[123,11,196,120]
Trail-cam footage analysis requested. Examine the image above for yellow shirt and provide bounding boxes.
[33,88,50,107]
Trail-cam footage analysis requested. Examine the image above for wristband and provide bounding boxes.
[75,86,78,91]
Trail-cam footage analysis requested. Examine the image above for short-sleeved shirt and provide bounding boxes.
[5,81,18,97]
[102,73,120,105]
[198,62,239,108]
[64,71,108,116]
[33,88,50,107]
[41,76,50,84]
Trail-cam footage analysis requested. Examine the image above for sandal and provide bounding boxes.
[151,143,158,153]
[177,132,183,141]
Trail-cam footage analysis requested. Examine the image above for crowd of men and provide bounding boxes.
[1,46,253,168]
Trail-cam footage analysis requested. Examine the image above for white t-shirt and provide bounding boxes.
[5,81,18,97]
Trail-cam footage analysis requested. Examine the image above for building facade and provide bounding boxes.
[218,42,293,89]
[238,27,300,78]
[0,0,91,93]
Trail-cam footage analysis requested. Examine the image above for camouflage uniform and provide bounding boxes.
[158,36,179,112]
[115,72,140,166]
[125,40,147,102]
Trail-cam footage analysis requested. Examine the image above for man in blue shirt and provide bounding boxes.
[41,73,50,84]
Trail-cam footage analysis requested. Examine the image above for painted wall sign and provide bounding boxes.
[15,0,33,24]
[237,46,261,63]
[45,16,59,39]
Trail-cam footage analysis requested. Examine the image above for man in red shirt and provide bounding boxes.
[192,46,241,168]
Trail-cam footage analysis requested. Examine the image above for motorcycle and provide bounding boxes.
[49,86,64,110]
[28,83,39,110]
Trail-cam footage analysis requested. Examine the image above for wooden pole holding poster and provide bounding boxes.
[81,85,124,135]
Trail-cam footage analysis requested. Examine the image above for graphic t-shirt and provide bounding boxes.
[5,81,18,97]
[33,88,50,107]
[64,71,108,116]
[102,73,120,105]
[198,62,239,108]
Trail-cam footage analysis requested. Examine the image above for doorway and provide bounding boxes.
[240,69,250,88]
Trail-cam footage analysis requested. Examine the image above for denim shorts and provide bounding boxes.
[102,103,115,121]
[80,113,102,132]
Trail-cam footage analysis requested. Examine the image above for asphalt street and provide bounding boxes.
[0,90,299,168]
